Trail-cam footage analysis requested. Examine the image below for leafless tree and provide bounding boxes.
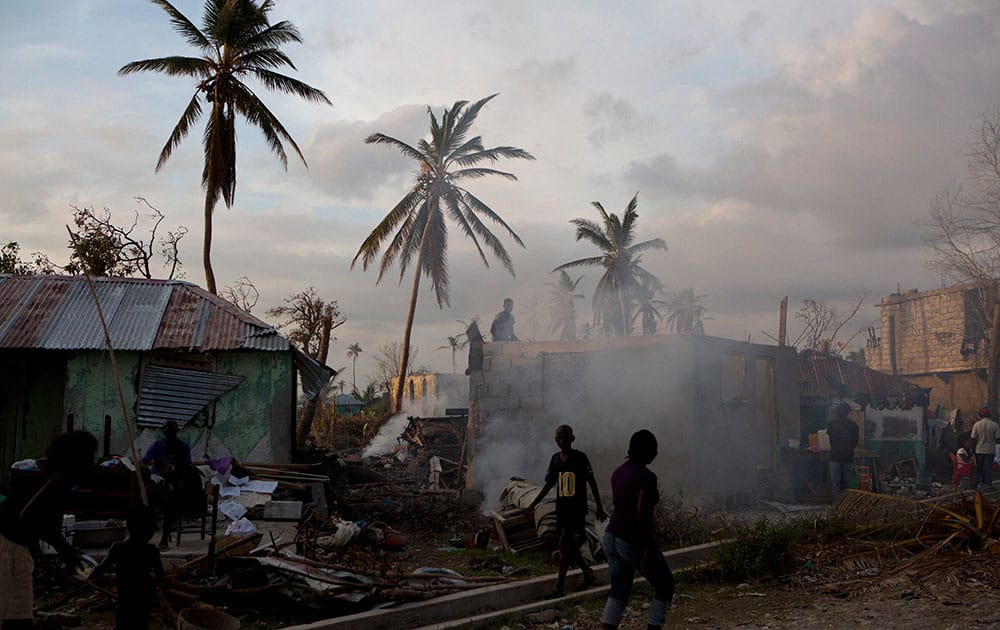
[924,111,1000,334]
[64,198,187,279]
[220,276,260,313]
[267,287,346,359]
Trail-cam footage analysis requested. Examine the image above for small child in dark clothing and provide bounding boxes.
[90,505,165,630]
[529,424,607,598]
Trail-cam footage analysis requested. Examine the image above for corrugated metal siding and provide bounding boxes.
[799,351,917,399]
[136,364,244,428]
[0,275,293,354]
[154,285,202,349]
[0,277,68,348]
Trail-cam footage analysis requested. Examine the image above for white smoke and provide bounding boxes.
[361,413,409,458]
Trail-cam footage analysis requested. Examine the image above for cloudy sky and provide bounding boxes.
[3,1,1000,384]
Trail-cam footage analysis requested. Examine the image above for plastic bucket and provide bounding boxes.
[177,609,240,630]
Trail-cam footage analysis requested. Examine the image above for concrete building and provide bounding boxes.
[391,372,469,416]
[468,335,800,508]
[867,281,998,412]
[0,274,332,488]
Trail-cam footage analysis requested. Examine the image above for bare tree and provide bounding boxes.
[220,276,260,313]
[791,291,871,354]
[926,110,1000,286]
[64,199,187,279]
[267,287,345,358]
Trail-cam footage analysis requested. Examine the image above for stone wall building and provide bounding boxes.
[867,281,998,412]
[468,335,800,508]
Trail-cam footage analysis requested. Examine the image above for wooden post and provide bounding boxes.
[990,300,1000,409]
[778,296,788,346]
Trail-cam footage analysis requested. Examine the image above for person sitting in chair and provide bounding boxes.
[143,421,203,548]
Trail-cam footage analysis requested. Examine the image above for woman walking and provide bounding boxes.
[602,429,675,630]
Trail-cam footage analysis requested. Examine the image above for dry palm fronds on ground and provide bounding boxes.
[796,489,1000,598]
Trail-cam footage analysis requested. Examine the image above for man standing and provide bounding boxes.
[827,402,859,501]
[490,298,519,342]
[971,407,1000,488]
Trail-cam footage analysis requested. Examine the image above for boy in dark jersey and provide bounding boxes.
[529,424,607,598]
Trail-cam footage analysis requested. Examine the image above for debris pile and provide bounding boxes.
[793,489,1000,599]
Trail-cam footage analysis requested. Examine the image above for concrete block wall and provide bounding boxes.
[870,282,996,377]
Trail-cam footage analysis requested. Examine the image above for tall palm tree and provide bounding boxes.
[120,0,331,294]
[547,270,585,341]
[353,95,533,412]
[632,277,664,336]
[438,335,468,373]
[554,194,667,337]
[664,287,711,334]
[346,342,363,393]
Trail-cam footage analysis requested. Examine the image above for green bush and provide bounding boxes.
[715,519,806,581]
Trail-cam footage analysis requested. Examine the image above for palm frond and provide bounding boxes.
[119,56,210,77]
[250,68,331,104]
[244,20,303,53]
[352,188,422,270]
[232,83,294,167]
[451,167,518,181]
[444,194,489,267]
[366,133,427,163]
[627,238,668,255]
[156,93,203,171]
[449,94,494,147]
[240,48,295,71]
[152,0,211,50]
[461,190,525,247]
[553,255,607,271]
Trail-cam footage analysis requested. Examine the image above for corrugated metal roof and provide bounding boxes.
[137,365,244,428]
[799,350,919,399]
[0,274,291,353]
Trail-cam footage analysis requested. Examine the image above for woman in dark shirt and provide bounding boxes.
[0,431,97,629]
[602,429,674,630]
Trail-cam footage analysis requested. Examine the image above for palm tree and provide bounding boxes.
[438,335,468,373]
[547,270,585,341]
[353,95,533,412]
[554,194,667,337]
[664,287,711,334]
[120,0,331,294]
[346,342,363,393]
[632,278,664,336]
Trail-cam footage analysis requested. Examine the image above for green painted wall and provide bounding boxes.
[0,352,66,488]
[64,350,294,462]
[213,352,293,461]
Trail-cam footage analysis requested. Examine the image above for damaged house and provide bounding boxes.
[468,334,800,508]
[0,274,332,487]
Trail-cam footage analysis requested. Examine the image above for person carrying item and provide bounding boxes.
[0,431,98,629]
[971,407,1000,488]
[90,505,165,630]
[601,429,674,630]
[528,424,607,599]
[827,402,859,500]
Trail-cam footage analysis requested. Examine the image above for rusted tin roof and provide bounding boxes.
[799,350,919,399]
[0,274,286,352]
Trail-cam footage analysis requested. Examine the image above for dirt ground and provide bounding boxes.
[505,576,1000,629]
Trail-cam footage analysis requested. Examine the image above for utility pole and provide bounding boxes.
[778,296,788,346]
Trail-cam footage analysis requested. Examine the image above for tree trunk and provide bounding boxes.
[393,261,423,414]
[990,300,1000,409]
[352,357,357,394]
[203,190,217,294]
[393,197,434,414]
[296,315,333,449]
